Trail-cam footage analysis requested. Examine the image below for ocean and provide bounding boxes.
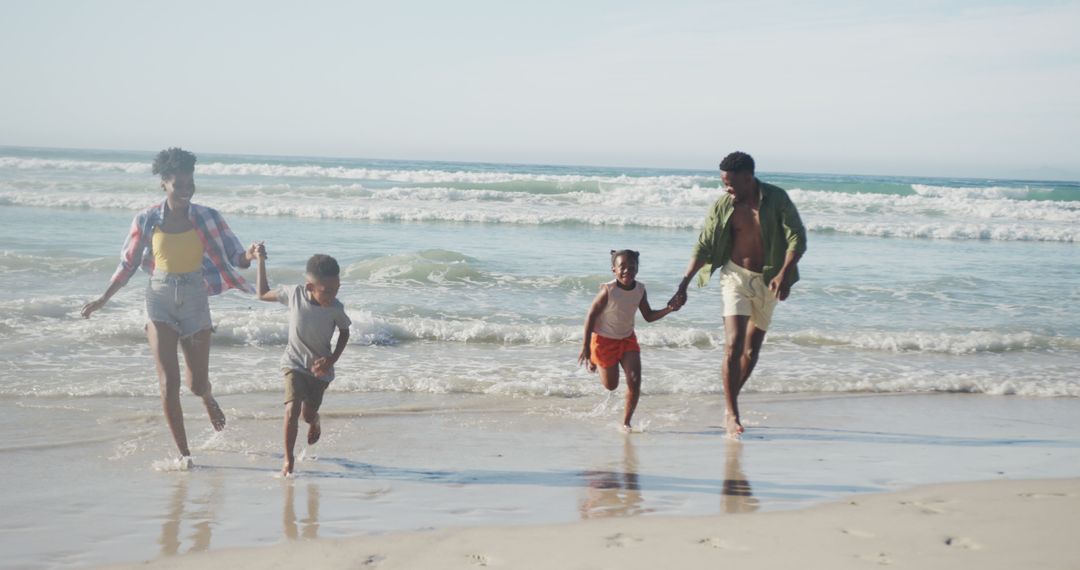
[3,146,1080,568]
[1,145,1077,401]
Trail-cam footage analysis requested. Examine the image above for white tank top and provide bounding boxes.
[593,280,645,339]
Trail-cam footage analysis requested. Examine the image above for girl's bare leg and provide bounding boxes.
[619,351,642,429]
[598,365,620,391]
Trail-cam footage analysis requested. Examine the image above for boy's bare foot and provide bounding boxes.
[620,424,633,434]
[281,459,294,478]
[307,415,321,445]
[725,411,744,439]
[179,456,194,470]
[204,396,226,431]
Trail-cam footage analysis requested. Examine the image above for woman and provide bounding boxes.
[82,147,259,465]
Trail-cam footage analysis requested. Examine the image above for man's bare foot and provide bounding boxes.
[204,396,226,431]
[725,411,744,439]
[307,415,321,445]
[281,459,294,478]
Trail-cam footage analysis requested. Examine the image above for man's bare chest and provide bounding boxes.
[729,203,761,235]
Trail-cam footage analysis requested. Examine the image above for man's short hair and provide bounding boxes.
[306,254,341,280]
[610,249,640,266]
[719,151,755,174]
[152,147,197,179]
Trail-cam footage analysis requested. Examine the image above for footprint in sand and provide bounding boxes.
[467,553,491,567]
[898,499,949,515]
[944,536,982,550]
[855,552,894,566]
[841,528,877,539]
[605,533,643,548]
[697,537,750,551]
[1018,492,1070,500]
[361,554,385,566]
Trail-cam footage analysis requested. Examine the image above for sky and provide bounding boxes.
[1,0,1078,179]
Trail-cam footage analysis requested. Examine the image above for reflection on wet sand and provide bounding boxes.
[721,440,759,514]
[579,437,653,519]
[284,481,321,540]
[159,475,222,556]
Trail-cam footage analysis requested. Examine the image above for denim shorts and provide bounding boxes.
[145,272,213,338]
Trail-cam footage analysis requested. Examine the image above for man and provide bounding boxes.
[670,151,807,437]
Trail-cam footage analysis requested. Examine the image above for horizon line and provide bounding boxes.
[1,143,1077,185]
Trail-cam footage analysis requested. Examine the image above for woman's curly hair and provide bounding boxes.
[152,147,197,179]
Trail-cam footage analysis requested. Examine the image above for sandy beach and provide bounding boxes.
[4,391,1078,568]
[104,477,1080,570]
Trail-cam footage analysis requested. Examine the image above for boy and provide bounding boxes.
[256,245,351,477]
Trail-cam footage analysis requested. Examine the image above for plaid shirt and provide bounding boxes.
[110,199,253,295]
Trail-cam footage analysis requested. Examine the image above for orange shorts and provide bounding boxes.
[590,333,640,369]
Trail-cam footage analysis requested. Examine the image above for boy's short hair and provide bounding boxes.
[306,254,340,280]
[610,249,640,266]
[719,151,755,174]
[152,147,197,179]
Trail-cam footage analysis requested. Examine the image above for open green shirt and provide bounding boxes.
[691,179,808,288]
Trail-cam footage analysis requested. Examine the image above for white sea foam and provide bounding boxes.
[781,329,1080,354]
[0,251,116,275]
[4,293,1074,357]
[0,155,711,188]
[806,220,1077,241]
[11,365,1079,399]
[3,173,1077,240]
[0,157,149,174]
[748,372,1080,398]
[911,183,1053,200]
[152,456,193,472]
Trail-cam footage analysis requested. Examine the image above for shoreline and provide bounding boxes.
[103,476,1080,569]
[4,391,1079,568]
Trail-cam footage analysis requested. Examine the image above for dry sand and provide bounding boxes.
[105,477,1080,569]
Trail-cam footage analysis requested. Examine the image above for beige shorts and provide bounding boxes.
[284,368,329,409]
[720,260,778,331]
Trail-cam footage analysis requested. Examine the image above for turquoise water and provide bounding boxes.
[1,146,1078,400]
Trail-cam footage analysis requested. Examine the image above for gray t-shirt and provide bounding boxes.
[278,284,351,382]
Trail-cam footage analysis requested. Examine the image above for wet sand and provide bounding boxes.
[1,391,1078,568]
[104,477,1080,570]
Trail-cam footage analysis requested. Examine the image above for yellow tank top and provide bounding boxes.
[152,228,204,273]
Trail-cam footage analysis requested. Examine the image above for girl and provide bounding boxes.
[578,249,677,431]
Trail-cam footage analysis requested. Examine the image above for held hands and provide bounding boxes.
[667,286,688,311]
[248,241,267,262]
[577,345,597,373]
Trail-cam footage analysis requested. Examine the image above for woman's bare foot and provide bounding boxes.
[307,415,321,445]
[725,411,744,439]
[204,396,226,431]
